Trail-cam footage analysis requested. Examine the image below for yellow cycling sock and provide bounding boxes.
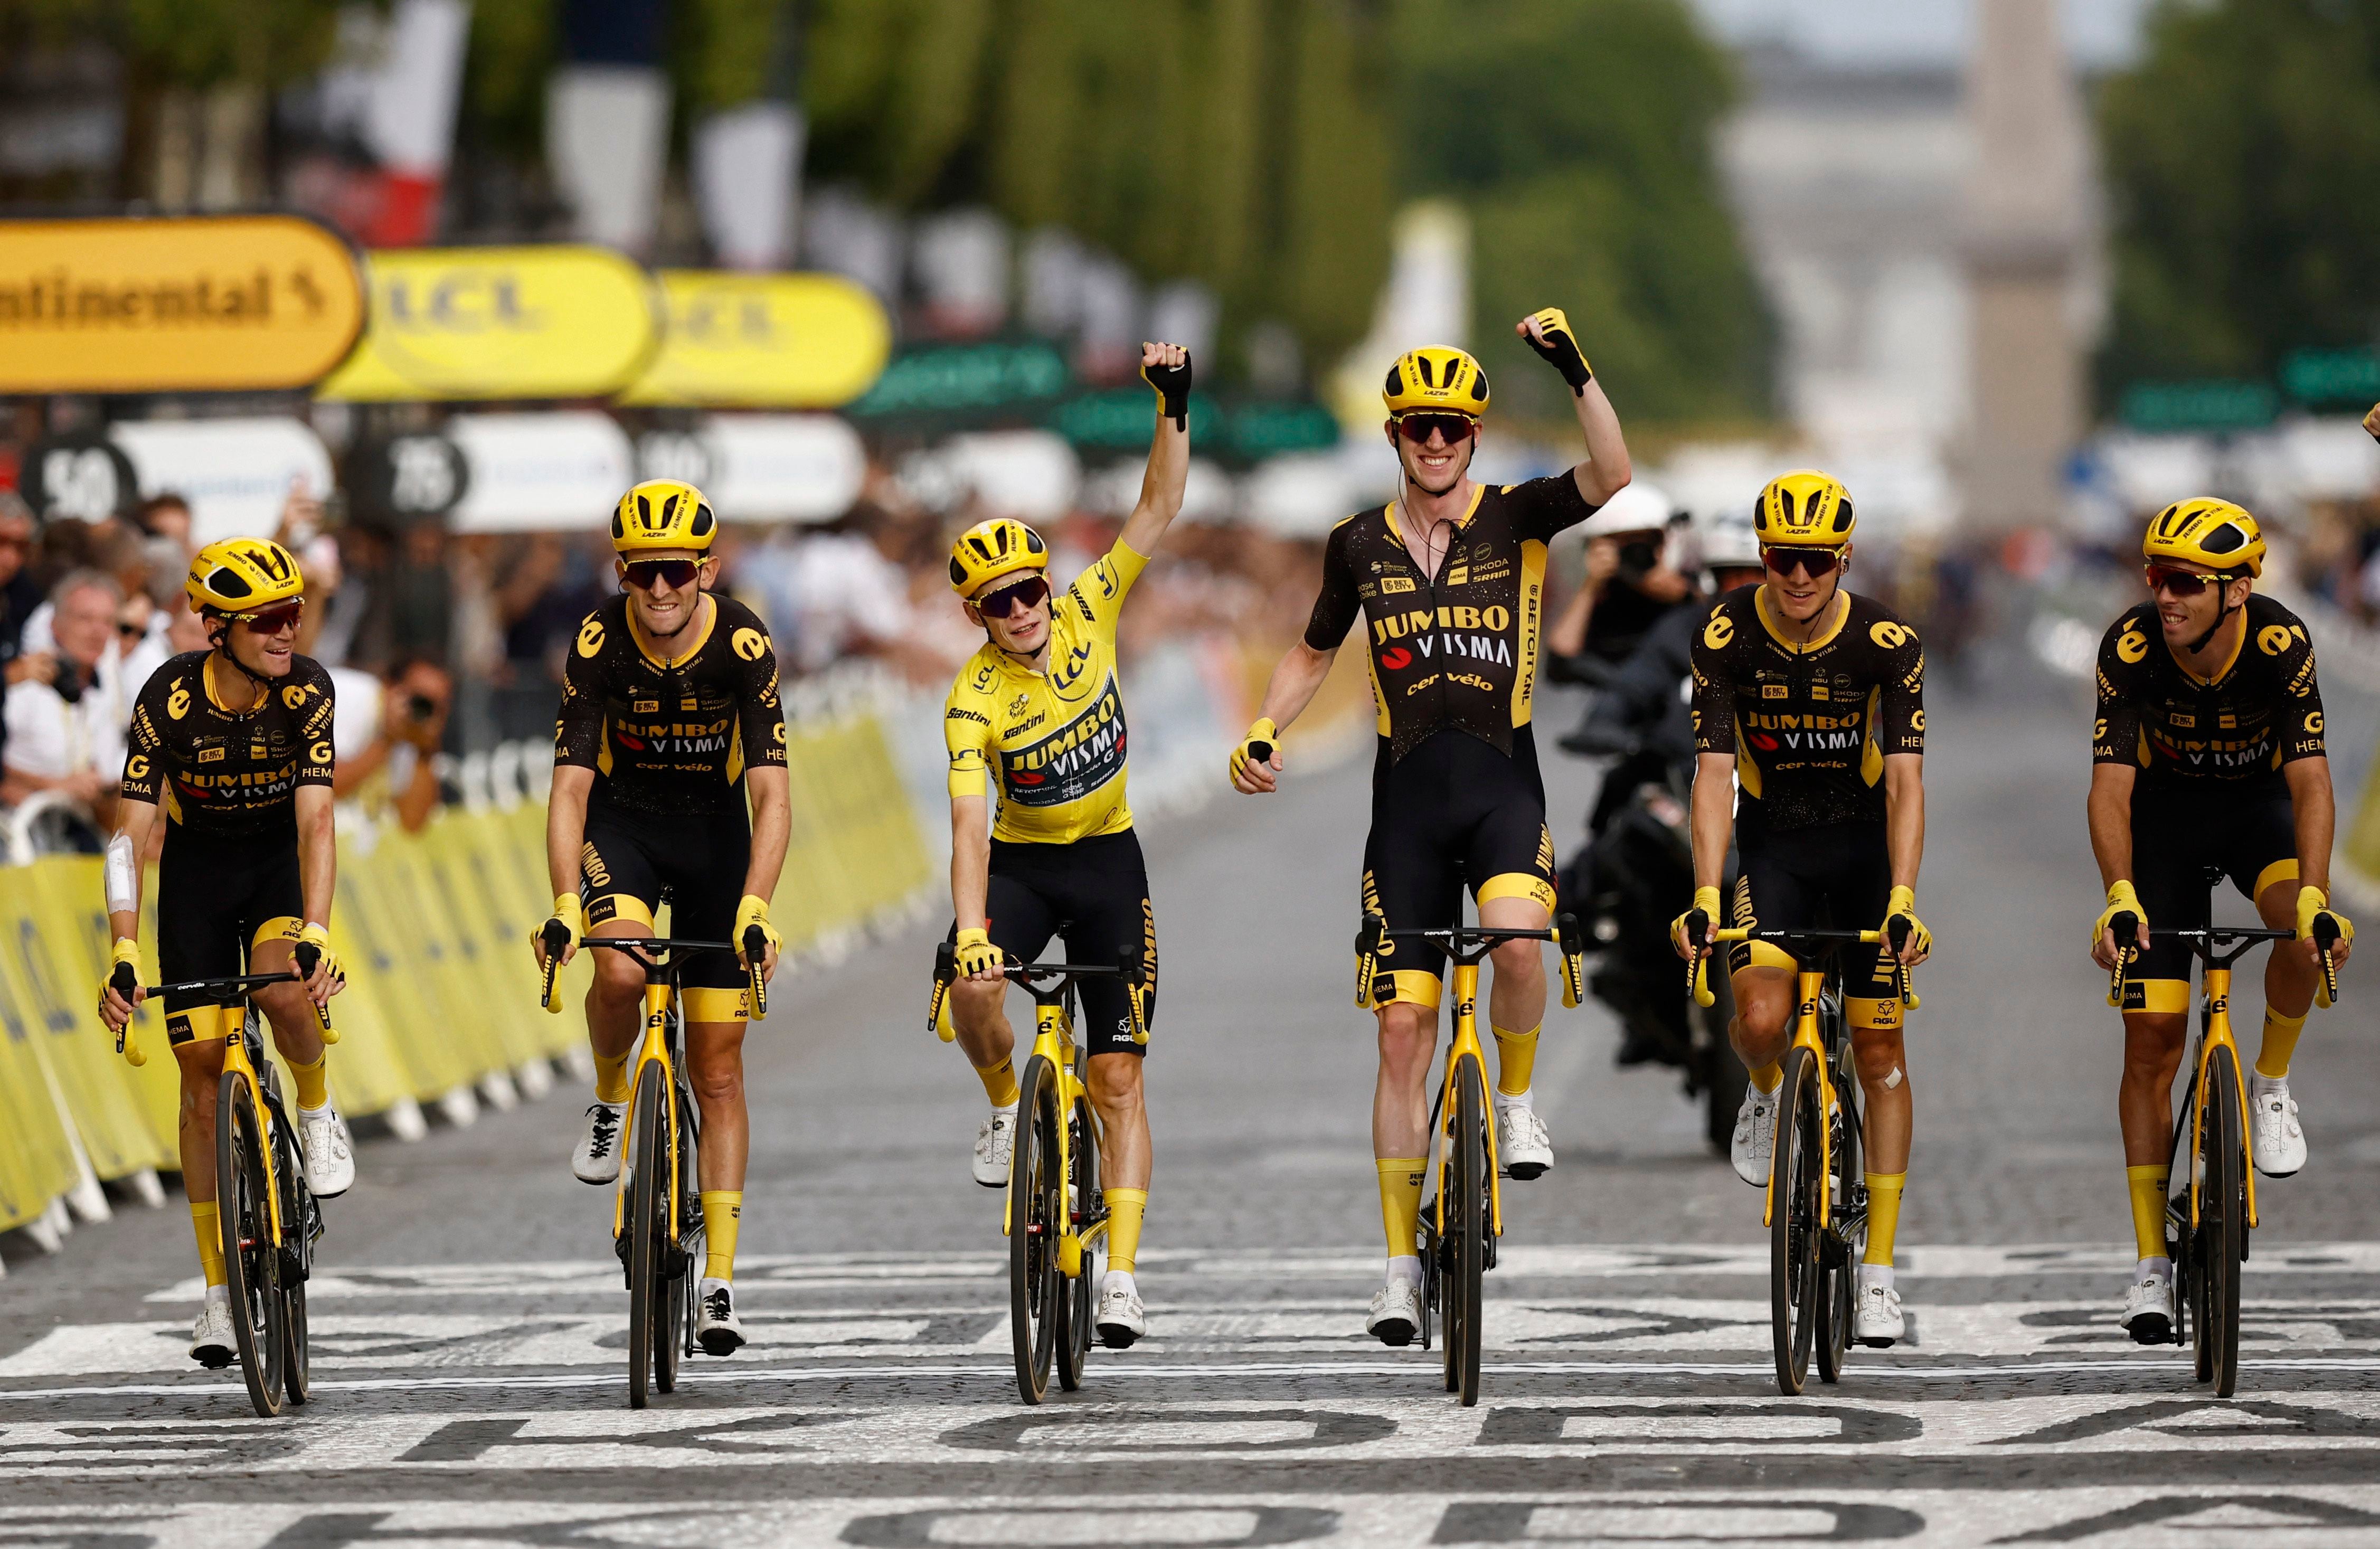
[700,1191,742,1281]
[593,1049,631,1104]
[1104,1187,1147,1273]
[191,1201,226,1289]
[974,1056,1020,1109]
[289,1051,330,1111]
[1491,1023,1540,1098]
[1377,1157,1426,1260]
[2127,1165,2169,1262]
[1748,1060,1782,1094]
[1862,1172,1905,1266]
[2255,1007,2308,1081]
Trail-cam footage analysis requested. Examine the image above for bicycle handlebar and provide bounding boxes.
[2103,915,2338,1009]
[1679,913,1915,1012]
[1350,912,1590,1010]
[112,968,335,1068]
[537,931,769,1021]
[928,939,1149,1043]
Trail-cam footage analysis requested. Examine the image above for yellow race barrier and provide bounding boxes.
[0,704,931,1234]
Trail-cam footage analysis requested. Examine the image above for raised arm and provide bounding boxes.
[1118,342,1193,559]
[1517,308,1632,509]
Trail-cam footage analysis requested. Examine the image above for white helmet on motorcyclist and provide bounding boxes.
[1697,505,1762,573]
[1575,481,1674,541]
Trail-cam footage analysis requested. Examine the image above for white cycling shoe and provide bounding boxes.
[297,1104,355,1198]
[1730,1082,1779,1187]
[1853,1275,1904,1347]
[1497,1100,1553,1180]
[1095,1273,1146,1348]
[696,1279,745,1356]
[189,1295,235,1368]
[972,1106,1018,1189]
[1366,1278,1422,1347]
[572,1100,627,1185]
[2120,1267,2176,1345]
[2250,1074,2307,1178]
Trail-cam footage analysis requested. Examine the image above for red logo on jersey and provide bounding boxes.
[617,731,647,750]
[1011,770,1045,785]
[1380,647,1412,670]
[1748,731,1779,751]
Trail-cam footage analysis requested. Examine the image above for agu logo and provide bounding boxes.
[1380,647,1412,670]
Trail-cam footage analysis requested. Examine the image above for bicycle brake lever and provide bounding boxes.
[2106,910,2139,1009]
[1683,909,1715,1009]
[744,924,770,1022]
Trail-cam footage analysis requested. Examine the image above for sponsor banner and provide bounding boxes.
[619,270,890,408]
[444,411,634,533]
[106,418,336,546]
[635,414,865,524]
[0,215,364,393]
[317,246,660,402]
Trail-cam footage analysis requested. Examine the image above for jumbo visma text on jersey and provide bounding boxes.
[997,675,1127,810]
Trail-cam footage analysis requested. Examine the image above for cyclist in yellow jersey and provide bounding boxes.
[534,478,789,1358]
[944,341,1191,1348]
[1228,309,1634,1344]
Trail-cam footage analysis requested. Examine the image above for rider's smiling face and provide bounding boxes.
[2148,560,2251,646]
[1389,418,1476,497]
[617,549,711,638]
[1763,544,1848,624]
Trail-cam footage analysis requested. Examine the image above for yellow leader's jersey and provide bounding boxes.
[944,539,1148,844]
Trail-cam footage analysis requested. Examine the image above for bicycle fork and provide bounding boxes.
[225,1026,286,1250]
[1435,963,1504,1244]
[612,983,682,1246]
[1762,971,1835,1233]
[2186,967,2260,1232]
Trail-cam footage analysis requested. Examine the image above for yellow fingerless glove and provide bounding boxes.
[1673,884,1724,953]
[540,894,583,1013]
[2093,879,2145,953]
[954,926,1003,979]
[296,921,344,985]
[1230,717,1279,787]
[104,937,145,1066]
[2298,885,2355,1007]
[735,893,780,966]
[1523,306,1593,390]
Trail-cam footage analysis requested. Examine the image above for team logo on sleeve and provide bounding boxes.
[577,618,606,657]
[126,754,149,781]
[732,627,767,662]
[2258,625,2297,657]
[2307,711,2325,735]
[282,685,309,710]
[1869,621,1910,650]
[167,684,191,720]
[1703,613,1734,650]
[2116,629,2149,664]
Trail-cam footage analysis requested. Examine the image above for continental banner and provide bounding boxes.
[0,215,365,394]
[619,271,891,408]
[318,245,660,402]
[0,704,933,1241]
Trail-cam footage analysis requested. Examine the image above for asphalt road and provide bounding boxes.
[5,663,2379,1549]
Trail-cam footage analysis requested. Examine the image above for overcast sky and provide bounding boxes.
[1687,0,2156,68]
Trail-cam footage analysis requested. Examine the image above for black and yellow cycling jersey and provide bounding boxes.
[1689,584,1925,841]
[2092,594,2325,796]
[944,540,1147,845]
[554,593,787,818]
[1302,475,1595,767]
[120,650,336,835]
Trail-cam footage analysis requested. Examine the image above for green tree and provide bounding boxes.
[2098,0,2380,396]
[1391,0,1769,426]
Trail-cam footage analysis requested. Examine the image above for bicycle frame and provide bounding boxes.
[221,1019,288,1249]
[2185,959,2261,1233]
[1440,957,1504,1244]
[582,938,726,1248]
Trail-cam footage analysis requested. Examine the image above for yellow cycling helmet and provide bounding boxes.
[948,517,1050,597]
[611,478,717,554]
[186,536,304,616]
[2144,497,2264,579]
[1753,469,1856,547]
[1383,346,1490,419]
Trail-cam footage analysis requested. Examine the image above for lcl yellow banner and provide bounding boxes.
[617,271,890,408]
[317,246,660,402]
[0,216,364,393]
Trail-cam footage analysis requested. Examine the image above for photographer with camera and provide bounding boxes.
[332,655,452,834]
[1546,482,1695,675]
[2,568,131,845]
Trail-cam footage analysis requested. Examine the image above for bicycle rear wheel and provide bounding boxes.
[1815,1080,1860,1386]
[1444,1053,1487,1408]
[625,1060,668,1410]
[1769,1046,1821,1396]
[216,1072,287,1418]
[1056,1094,1100,1391]
[2197,1047,2246,1396]
[1009,1055,1062,1404]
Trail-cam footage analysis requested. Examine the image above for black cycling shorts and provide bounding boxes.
[1362,730,1557,1009]
[580,798,754,1022]
[1727,818,1899,1006]
[2123,781,2298,1014]
[156,823,304,1044]
[959,828,1157,1059]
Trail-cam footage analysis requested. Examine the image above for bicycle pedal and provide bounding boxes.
[193,1351,236,1371]
[1501,1163,1546,1182]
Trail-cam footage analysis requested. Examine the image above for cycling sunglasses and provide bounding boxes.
[232,600,305,636]
[973,575,1051,619]
[2143,564,2240,598]
[1392,412,1478,446]
[1762,545,1843,579]
[622,558,704,591]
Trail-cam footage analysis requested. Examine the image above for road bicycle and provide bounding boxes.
[540,915,769,1410]
[930,942,1146,1404]
[1686,919,1916,1395]
[2105,904,2345,1397]
[1352,910,1588,1408]
[114,952,334,1419]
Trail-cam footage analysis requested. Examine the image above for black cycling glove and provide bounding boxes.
[1143,351,1193,428]
[1522,306,1592,393]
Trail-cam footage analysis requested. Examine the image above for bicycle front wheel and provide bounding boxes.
[271,1113,313,1408]
[2197,1046,2246,1397]
[1444,1053,1487,1408]
[216,1072,287,1418]
[1769,1046,1821,1396]
[1056,1094,1100,1392]
[625,1059,668,1410]
[1815,1079,1861,1386]
[1009,1055,1062,1404]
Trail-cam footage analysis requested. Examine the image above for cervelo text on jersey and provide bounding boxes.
[554,593,787,817]
[121,650,336,833]
[945,540,1147,845]
[1304,476,1594,764]
[1689,584,1924,837]
[2092,593,2325,789]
